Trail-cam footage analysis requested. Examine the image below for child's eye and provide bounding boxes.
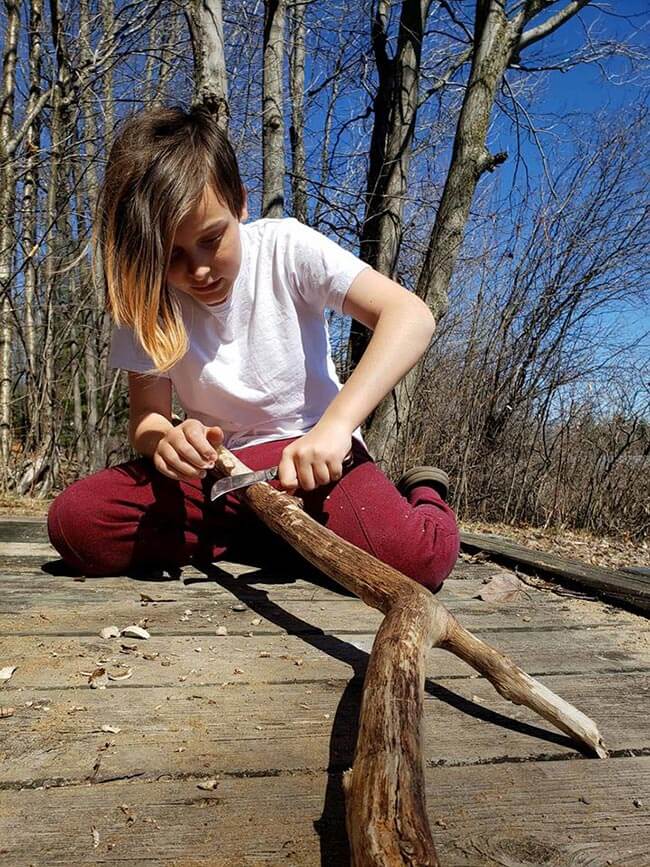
[203,235,223,247]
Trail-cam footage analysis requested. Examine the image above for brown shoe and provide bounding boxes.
[397,466,450,501]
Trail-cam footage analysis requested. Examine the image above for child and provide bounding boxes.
[47,104,460,590]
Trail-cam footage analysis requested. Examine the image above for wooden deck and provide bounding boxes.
[1,516,649,865]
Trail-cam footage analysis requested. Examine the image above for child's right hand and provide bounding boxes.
[153,419,224,482]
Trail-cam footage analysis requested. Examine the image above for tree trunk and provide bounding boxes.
[209,443,606,865]
[79,0,112,470]
[313,59,340,226]
[0,0,20,487]
[349,0,430,373]
[22,0,44,455]
[100,0,119,450]
[186,0,230,130]
[262,0,286,217]
[288,0,307,222]
[362,1,590,476]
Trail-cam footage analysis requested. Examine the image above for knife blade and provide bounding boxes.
[210,465,279,502]
[209,452,354,502]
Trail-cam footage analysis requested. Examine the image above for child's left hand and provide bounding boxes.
[278,421,353,494]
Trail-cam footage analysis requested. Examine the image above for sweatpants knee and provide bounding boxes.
[397,524,461,594]
[48,485,120,576]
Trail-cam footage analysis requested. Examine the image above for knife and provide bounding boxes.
[210,465,280,502]
[209,453,354,502]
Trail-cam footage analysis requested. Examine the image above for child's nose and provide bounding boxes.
[186,249,213,280]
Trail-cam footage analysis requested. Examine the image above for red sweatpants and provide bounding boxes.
[47,436,460,592]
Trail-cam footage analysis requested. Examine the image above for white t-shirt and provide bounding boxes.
[108,217,372,453]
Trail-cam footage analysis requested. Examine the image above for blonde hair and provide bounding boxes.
[93,104,245,372]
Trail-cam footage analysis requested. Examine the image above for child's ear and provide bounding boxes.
[240,186,248,222]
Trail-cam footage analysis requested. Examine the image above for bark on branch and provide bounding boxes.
[211,444,608,866]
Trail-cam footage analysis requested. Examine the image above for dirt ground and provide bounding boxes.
[462,519,649,572]
[1,493,646,573]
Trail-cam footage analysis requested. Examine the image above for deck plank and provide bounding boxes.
[1,758,648,865]
[461,530,650,614]
[2,516,649,865]
[2,624,648,691]
[2,673,649,788]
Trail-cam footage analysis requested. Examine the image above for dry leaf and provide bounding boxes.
[101,724,122,734]
[215,626,228,636]
[197,779,219,790]
[0,665,16,682]
[250,618,262,626]
[121,625,150,640]
[100,626,120,640]
[1,706,15,718]
[475,572,526,603]
[91,826,100,849]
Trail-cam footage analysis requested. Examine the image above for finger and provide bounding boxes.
[175,439,210,469]
[295,457,316,492]
[278,450,299,491]
[205,425,224,453]
[327,458,344,482]
[183,427,217,464]
[153,453,183,482]
[158,442,207,479]
[312,460,332,487]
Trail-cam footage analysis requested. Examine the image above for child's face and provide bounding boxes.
[166,182,248,307]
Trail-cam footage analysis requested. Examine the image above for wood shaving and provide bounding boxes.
[86,667,109,689]
[121,625,150,640]
[107,667,133,681]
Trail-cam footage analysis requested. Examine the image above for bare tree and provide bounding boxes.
[0,0,21,486]
[186,0,230,128]
[360,0,608,477]
[288,0,307,222]
[415,110,649,535]
[262,0,286,217]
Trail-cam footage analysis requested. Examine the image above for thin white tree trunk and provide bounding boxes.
[262,0,286,217]
[22,0,44,453]
[0,0,20,486]
[187,0,230,129]
[289,0,307,222]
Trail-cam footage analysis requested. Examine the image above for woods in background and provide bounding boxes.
[0,0,647,538]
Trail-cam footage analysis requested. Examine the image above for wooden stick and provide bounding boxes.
[211,446,607,866]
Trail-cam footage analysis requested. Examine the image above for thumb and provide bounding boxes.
[205,425,224,448]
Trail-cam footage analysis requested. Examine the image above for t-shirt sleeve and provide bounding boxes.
[282,218,371,315]
[108,323,171,379]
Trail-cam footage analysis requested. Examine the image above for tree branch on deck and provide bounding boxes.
[211,444,607,866]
